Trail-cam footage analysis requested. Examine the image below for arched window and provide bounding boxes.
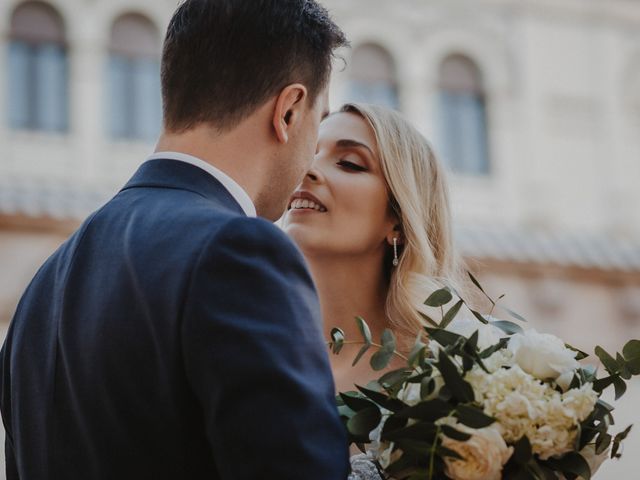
[437,54,490,175]
[107,14,161,141]
[7,2,68,132]
[346,44,399,109]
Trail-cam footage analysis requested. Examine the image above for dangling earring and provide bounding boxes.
[392,238,399,267]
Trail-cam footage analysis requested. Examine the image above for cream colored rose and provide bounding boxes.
[508,329,579,381]
[440,422,513,480]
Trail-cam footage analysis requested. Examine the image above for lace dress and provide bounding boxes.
[348,453,384,480]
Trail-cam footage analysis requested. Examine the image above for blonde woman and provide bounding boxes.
[283,103,463,394]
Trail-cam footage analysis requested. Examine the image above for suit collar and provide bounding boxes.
[121,159,246,216]
[146,152,256,217]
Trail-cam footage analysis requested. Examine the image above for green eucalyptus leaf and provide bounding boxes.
[381,413,409,438]
[330,327,345,354]
[424,288,454,308]
[467,271,492,303]
[437,444,465,460]
[466,330,479,352]
[437,350,474,403]
[419,312,439,327]
[595,346,619,374]
[470,309,490,325]
[378,368,412,388]
[440,300,464,329]
[347,406,382,438]
[612,425,633,458]
[479,338,510,358]
[455,404,495,428]
[383,421,438,442]
[440,424,472,441]
[595,433,612,455]
[623,340,640,375]
[409,345,428,368]
[566,343,589,361]
[511,435,533,465]
[425,327,465,348]
[613,376,627,400]
[370,329,396,371]
[381,328,396,348]
[394,439,434,457]
[407,368,434,384]
[370,349,395,371]
[592,375,615,393]
[616,352,632,380]
[396,398,451,421]
[355,316,372,345]
[498,305,528,323]
[339,392,375,412]
[352,344,370,367]
[356,385,406,412]
[420,376,436,400]
[623,339,640,361]
[490,320,524,335]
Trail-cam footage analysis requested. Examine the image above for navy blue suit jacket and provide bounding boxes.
[0,159,349,479]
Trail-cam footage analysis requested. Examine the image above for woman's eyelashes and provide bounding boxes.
[337,159,367,172]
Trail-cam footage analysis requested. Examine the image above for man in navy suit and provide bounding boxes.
[0,1,350,478]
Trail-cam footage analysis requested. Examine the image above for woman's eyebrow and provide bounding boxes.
[335,139,374,156]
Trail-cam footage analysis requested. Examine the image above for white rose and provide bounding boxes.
[508,329,579,381]
[440,422,513,480]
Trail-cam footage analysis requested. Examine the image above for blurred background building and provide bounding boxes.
[0,0,639,477]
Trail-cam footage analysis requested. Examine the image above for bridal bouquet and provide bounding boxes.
[331,273,638,480]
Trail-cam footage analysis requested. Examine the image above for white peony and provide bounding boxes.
[465,364,598,460]
[508,329,579,381]
[438,420,513,480]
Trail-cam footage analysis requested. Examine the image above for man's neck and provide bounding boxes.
[155,123,267,210]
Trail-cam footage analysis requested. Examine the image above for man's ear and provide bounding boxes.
[272,83,308,144]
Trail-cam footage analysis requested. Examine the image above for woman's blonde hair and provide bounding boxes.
[339,103,464,342]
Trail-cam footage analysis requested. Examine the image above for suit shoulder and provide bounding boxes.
[214,216,299,253]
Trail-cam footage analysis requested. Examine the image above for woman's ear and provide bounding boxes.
[386,225,404,246]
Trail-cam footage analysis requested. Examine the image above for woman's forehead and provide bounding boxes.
[319,112,376,150]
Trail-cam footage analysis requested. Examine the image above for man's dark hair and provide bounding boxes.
[161,0,348,132]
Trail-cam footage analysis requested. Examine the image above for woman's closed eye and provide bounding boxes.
[337,159,367,172]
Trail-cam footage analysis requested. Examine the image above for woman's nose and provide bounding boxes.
[304,160,324,183]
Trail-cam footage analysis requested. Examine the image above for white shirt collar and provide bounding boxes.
[147,151,256,217]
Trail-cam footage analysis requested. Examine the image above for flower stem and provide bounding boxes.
[428,424,441,480]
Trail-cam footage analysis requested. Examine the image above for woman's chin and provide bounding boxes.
[283,224,319,251]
